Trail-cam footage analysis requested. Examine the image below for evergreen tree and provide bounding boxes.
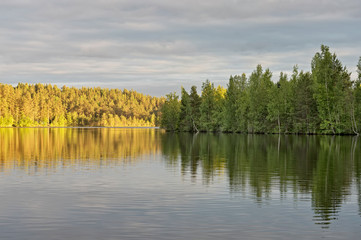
[179,87,193,131]
[199,80,217,131]
[224,75,242,132]
[189,86,201,132]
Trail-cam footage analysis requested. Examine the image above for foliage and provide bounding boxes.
[160,45,360,135]
[179,87,193,131]
[311,45,352,133]
[189,86,201,131]
[0,83,164,127]
[160,92,181,131]
[1,45,359,135]
[223,75,242,132]
[248,65,273,133]
[292,69,319,133]
[199,80,217,131]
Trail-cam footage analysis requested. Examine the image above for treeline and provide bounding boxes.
[161,45,361,134]
[0,84,164,127]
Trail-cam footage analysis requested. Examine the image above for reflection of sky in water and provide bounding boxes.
[0,129,360,239]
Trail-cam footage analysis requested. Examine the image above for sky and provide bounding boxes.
[0,0,360,96]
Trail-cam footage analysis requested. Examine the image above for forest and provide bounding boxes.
[0,84,164,127]
[1,45,360,133]
[161,45,361,134]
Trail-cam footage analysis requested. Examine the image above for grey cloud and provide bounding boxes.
[0,0,360,96]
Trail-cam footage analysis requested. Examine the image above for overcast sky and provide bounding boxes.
[0,0,360,96]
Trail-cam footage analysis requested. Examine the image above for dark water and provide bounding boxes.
[0,128,360,239]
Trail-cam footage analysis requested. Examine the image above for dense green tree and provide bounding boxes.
[248,65,273,133]
[267,73,282,133]
[292,70,319,133]
[160,46,360,135]
[199,80,215,131]
[212,86,226,131]
[189,86,201,132]
[179,87,193,131]
[234,74,249,133]
[267,72,295,133]
[223,75,242,132]
[199,80,220,131]
[160,92,181,131]
[312,45,352,133]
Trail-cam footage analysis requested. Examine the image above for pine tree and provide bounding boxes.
[179,87,193,131]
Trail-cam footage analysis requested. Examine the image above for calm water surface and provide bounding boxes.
[0,128,360,239]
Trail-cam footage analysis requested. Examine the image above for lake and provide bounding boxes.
[0,128,360,239]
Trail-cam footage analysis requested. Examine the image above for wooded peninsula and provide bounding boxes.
[161,45,361,135]
[1,45,361,134]
[0,84,164,127]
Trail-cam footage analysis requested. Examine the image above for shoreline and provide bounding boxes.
[0,127,358,135]
[0,126,161,129]
[163,130,359,136]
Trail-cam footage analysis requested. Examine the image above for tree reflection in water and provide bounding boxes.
[0,128,360,228]
[162,133,361,228]
[0,128,163,173]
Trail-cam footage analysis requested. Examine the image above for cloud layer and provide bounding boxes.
[0,0,360,95]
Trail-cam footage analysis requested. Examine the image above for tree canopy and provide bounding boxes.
[161,45,361,135]
[0,84,164,127]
